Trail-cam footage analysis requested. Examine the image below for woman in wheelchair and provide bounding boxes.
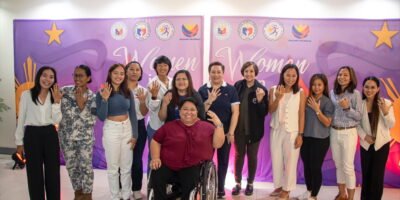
[149,97,225,200]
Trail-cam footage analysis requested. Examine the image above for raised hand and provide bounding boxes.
[256,87,265,103]
[338,97,350,109]
[307,96,321,112]
[149,81,161,99]
[162,92,172,105]
[75,87,87,107]
[378,97,391,115]
[100,83,112,101]
[136,87,147,104]
[207,110,222,126]
[207,87,221,104]
[50,84,63,104]
[275,85,285,100]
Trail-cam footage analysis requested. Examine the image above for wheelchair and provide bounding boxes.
[147,160,217,200]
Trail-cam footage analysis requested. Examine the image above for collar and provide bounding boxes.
[206,81,227,88]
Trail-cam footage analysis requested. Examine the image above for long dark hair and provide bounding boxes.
[106,64,131,98]
[334,66,357,95]
[30,66,57,105]
[125,61,143,81]
[278,63,300,94]
[309,73,329,98]
[362,76,380,136]
[171,70,196,106]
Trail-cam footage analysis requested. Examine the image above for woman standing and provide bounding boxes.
[125,61,148,199]
[59,65,97,200]
[158,69,205,122]
[358,76,395,200]
[330,66,362,200]
[15,66,62,200]
[232,61,269,196]
[297,74,334,200]
[96,64,138,200]
[269,64,306,200]
[198,61,240,198]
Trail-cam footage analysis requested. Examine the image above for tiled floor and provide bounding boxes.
[0,154,399,200]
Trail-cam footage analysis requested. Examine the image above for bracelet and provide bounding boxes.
[215,123,223,128]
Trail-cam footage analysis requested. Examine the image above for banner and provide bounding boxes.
[14,16,203,168]
[210,16,400,187]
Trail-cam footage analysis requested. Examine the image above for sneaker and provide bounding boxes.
[244,184,253,196]
[132,190,143,199]
[231,184,241,196]
[295,191,310,200]
[217,191,225,199]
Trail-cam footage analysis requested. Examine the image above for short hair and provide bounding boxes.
[240,61,259,76]
[178,97,199,111]
[153,55,172,75]
[208,61,225,73]
[308,73,329,98]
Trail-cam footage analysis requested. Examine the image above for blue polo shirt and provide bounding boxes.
[198,82,240,133]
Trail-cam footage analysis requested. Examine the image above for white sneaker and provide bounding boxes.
[132,191,143,199]
[296,191,311,200]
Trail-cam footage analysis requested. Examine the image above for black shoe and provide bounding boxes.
[217,191,225,199]
[231,184,241,196]
[245,184,253,196]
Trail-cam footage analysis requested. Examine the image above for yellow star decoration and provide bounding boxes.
[45,22,64,45]
[371,21,398,48]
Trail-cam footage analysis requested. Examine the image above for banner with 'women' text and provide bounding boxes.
[210,16,400,187]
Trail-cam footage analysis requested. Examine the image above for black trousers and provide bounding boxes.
[300,136,329,197]
[151,164,201,200]
[234,132,260,184]
[361,143,390,200]
[217,139,231,193]
[131,119,147,191]
[23,125,60,200]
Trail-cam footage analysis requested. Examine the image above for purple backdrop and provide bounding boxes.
[210,16,400,187]
[13,16,203,172]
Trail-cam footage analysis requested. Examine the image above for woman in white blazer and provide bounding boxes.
[357,76,395,200]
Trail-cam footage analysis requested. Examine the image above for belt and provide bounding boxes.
[331,125,357,130]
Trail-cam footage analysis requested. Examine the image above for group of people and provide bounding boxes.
[14,54,394,200]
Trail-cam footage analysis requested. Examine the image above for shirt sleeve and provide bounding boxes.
[153,124,167,144]
[323,98,335,118]
[52,103,62,124]
[95,92,108,121]
[15,91,28,145]
[230,87,240,105]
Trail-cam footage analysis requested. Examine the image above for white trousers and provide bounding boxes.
[270,126,300,191]
[103,119,133,200]
[330,127,357,189]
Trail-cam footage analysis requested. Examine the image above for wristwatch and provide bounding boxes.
[316,111,321,116]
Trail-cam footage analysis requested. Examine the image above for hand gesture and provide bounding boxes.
[127,138,137,150]
[136,88,147,103]
[75,87,87,106]
[50,84,63,104]
[207,87,221,104]
[307,96,321,112]
[256,88,265,103]
[207,110,222,126]
[378,98,390,115]
[339,97,350,109]
[100,83,112,101]
[149,81,161,99]
[275,85,285,100]
[150,158,162,170]
[162,92,172,105]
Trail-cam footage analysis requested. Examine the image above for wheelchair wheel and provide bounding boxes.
[200,161,217,200]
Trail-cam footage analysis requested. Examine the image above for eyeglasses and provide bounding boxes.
[73,73,87,79]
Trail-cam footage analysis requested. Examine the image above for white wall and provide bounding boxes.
[0,0,399,148]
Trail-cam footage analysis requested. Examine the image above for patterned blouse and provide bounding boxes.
[58,86,97,141]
